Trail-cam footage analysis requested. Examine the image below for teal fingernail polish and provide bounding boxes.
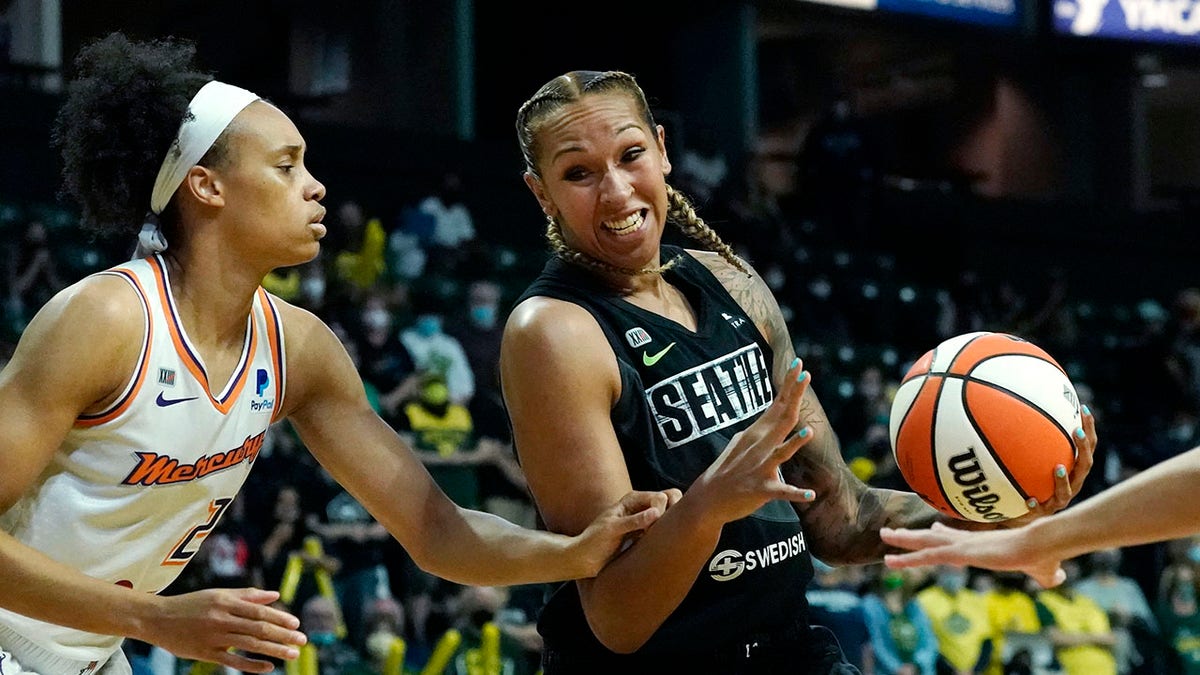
[803,490,815,500]
[1056,465,1067,478]
[790,357,800,370]
[799,427,810,438]
[1027,498,1038,509]
[797,371,808,383]
[1082,405,1091,416]
[1075,427,1085,439]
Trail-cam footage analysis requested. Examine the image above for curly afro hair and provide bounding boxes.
[53,32,215,239]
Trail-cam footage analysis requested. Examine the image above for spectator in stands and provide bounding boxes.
[806,561,873,672]
[332,200,388,298]
[399,289,475,405]
[447,585,521,675]
[363,596,406,673]
[863,567,940,674]
[1074,548,1158,674]
[6,219,65,328]
[1036,558,1119,675]
[983,572,1045,675]
[1155,563,1200,674]
[916,565,993,674]
[417,170,477,275]
[448,279,505,399]
[306,464,392,653]
[301,595,374,675]
[396,371,484,510]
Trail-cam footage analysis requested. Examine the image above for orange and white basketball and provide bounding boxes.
[889,331,1081,522]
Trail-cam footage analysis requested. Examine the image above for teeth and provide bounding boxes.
[602,212,643,234]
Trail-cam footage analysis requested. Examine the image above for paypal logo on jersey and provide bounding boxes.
[251,368,274,414]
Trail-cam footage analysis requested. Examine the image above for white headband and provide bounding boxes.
[149,80,260,215]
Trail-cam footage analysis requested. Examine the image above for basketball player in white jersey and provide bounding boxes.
[0,33,698,674]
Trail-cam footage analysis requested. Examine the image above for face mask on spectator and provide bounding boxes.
[414,314,442,337]
[937,570,966,593]
[470,304,498,330]
[363,308,391,332]
[302,275,326,303]
[310,631,338,647]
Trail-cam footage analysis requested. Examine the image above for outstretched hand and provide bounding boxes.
[881,522,1066,588]
[575,488,684,577]
[141,588,307,672]
[689,358,818,527]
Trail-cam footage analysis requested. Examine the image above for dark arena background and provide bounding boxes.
[2,0,1199,672]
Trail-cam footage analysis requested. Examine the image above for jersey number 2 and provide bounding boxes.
[163,497,233,566]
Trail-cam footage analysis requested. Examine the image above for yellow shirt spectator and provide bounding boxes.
[917,570,992,673]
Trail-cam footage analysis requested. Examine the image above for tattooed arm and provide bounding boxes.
[689,249,1097,563]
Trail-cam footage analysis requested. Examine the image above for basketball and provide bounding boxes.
[888,331,1082,522]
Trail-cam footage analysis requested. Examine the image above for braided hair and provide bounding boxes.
[517,70,748,277]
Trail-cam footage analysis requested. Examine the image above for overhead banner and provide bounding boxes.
[800,0,1021,27]
[879,0,1021,26]
[1053,0,1200,44]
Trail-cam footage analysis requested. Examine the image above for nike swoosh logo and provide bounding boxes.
[156,392,199,407]
[642,342,677,367]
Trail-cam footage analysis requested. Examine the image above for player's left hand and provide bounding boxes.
[882,521,1066,589]
[1003,405,1097,528]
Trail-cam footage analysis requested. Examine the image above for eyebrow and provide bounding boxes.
[277,144,304,157]
[550,123,643,163]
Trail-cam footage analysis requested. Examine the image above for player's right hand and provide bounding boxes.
[139,588,306,672]
[689,357,817,527]
[574,488,682,577]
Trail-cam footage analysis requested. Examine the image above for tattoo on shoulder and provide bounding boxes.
[691,252,792,365]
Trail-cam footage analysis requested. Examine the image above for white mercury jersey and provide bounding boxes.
[0,254,286,660]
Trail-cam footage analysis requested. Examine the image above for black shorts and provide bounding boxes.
[541,622,861,675]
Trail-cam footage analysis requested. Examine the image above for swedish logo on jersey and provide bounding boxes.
[646,344,773,449]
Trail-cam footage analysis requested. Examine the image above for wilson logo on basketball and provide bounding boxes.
[122,431,265,486]
[1062,384,1079,411]
[947,447,1006,521]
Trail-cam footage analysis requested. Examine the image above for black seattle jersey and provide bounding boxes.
[513,245,815,664]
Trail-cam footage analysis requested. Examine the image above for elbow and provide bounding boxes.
[584,609,654,654]
[591,626,651,655]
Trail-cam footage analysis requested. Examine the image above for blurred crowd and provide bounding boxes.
[2,119,1200,675]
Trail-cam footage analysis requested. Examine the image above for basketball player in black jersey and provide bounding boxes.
[499,70,1100,674]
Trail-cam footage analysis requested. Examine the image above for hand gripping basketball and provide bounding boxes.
[689,358,818,528]
[890,332,1095,522]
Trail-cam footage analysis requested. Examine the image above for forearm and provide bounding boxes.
[798,481,941,565]
[576,496,724,653]
[1023,445,1200,561]
[0,530,157,639]
[414,504,587,585]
